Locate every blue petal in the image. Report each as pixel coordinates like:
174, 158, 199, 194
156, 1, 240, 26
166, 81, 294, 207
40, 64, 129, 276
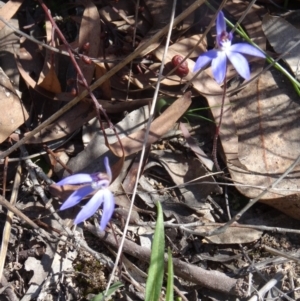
74, 189, 105, 224
60, 185, 94, 211
56, 174, 93, 186
230, 43, 265, 58
104, 157, 112, 183
227, 51, 250, 80
216, 11, 226, 36
211, 51, 227, 84
99, 189, 115, 231
193, 50, 217, 73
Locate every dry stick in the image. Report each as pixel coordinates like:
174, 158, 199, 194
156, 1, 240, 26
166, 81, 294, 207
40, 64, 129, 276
1, 156, 9, 210
0, 15, 150, 65
178, 222, 300, 236
85, 223, 245, 297
0, 195, 41, 230
105, 0, 179, 295
247, 271, 284, 301
0, 163, 22, 282
212, 72, 227, 171
263, 245, 300, 264
241, 246, 295, 301
0, 0, 207, 160
204, 155, 300, 237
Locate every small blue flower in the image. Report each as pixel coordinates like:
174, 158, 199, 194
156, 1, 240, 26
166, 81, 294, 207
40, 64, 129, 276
193, 11, 265, 84
56, 157, 115, 231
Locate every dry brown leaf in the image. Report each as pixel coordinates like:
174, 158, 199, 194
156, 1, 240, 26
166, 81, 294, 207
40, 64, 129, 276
0, 0, 23, 31
77, 0, 101, 93
152, 150, 221, 209
180, 122, 214, 171
38, 65, 62, 94
200, 224, 262, 244
229, 70, 300, 219
109, 92, 192, 157
137, 0, 174, 56
10, 99, 151, 144
37, 20, 61, 94
0, 68, 28, 143
262, 13, 300, 79
95, 63, 111, 99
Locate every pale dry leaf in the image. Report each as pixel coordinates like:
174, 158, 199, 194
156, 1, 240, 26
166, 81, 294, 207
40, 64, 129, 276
37, 20, 61, 93
200, 225, 262, 244
65, 105, 150, 174
38, 65, 62, 93
180, 122, 214, 171
0, 0, 24, 31
229, 69, 300, 219
262, 13, 300, 79
0, 68, 28, 143
109, 92, 192, 157
77, 0, 101, 93
152, 150, 221, 209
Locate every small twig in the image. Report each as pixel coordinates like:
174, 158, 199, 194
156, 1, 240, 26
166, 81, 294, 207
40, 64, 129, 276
212, 72, 227, 171
1, 156, 9, 210
247, 271, 284, 301
135, 220, 300, 236
0, 163, 22, 282
263, 245, 300, 264
43, 145, 73, 175
242, 244, 295, 301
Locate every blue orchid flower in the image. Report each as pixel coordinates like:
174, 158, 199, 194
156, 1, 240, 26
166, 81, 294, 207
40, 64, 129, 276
56, 157, 114, 231
193, 11, 265, 84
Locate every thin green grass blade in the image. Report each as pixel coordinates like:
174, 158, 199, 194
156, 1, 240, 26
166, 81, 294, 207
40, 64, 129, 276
145, 201, 165, 301
165, 248, 174, 301
90, 281, 123, 301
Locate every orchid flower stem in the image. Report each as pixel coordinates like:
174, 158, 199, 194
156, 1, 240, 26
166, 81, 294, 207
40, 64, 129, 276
212, 72, 227, 172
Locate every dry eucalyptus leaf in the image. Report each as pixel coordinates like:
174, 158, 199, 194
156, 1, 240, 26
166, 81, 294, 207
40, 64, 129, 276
152, 150, 221, 209
109, 92, 192, 157
200, 225, 262, 244
66, 105, 150, 174
262, 14, 300, 79
0, 68, 28, 143
77, 0, 101, 93
38, 65, 62, 93
0, 0, 23, 31
229, 69, 300, 219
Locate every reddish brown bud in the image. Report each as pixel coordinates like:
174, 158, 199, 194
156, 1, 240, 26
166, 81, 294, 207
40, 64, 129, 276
171, 55, 189, 77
